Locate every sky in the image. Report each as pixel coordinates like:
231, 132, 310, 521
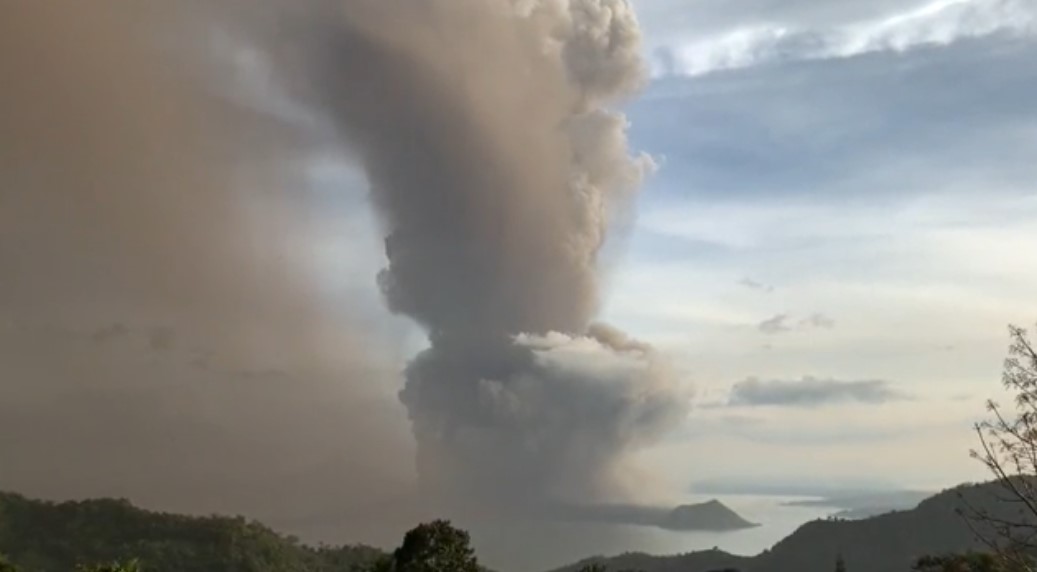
3, 0, 1036, 546
313, 0, 1037, 492
609, 0, 1037, 490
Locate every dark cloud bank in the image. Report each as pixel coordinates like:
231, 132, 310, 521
0, 0, 689, 550
729, 376, 909, 408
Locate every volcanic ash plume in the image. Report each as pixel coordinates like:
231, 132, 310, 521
0, 0, 412, 523
315, 0, 691, 509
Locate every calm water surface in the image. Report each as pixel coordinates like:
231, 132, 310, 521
469, 495, 832, 572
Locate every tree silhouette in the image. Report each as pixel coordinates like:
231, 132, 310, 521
966, 325, 1037, 570
77, 560, 142, 572
370, 520, 479, 572
914, 553, 1009, 572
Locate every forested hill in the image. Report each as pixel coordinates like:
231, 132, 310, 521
1, 481, 1031, 572
0, 492, 383, 572
554, 481, 1034, 572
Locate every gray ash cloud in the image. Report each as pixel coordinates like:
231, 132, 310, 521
298, 0, 689, 509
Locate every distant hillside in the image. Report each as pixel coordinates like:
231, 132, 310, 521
0, 492, 384, 572
551, 481, 1033, 572
782, 490, 933, 520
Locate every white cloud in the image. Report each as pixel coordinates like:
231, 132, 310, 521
659, 25, 795, 76
650, 0, 1037, 75
739, 277, 775, 293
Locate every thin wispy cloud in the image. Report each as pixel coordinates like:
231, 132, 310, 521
652, 0, 1037, 76
800, 313, 836, 330
758, 314, 793, 334
739, 278, 775, 293
729, 376, 910, 407
757, 313, 835, 334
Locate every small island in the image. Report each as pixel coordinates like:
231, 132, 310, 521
660, 499, 758, 531
558, 499, 757, 532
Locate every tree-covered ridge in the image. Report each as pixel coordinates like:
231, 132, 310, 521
0, 484, 1029, 572
0, 492, 383, 572
549, 481, 1037, 572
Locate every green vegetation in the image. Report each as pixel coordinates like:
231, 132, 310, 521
912, 553, 1010, 572
0, 492, 382, 572
1, 553, 19, 572
0, 491, 1019, 572
76, 562, 141, 572
0, 481, 1033, 572
363, 520, 479, 572
0, 495, 483, 572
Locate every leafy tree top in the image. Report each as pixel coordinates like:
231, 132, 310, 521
77, 561, 142, 572
0, 553, 18, 572
390, 520, 479, 572
915, 553, 1013, 572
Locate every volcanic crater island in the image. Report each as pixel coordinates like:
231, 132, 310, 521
661, 500, 758, 531
566, 499, 758, 531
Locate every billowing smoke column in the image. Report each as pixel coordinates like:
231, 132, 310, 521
318, 0, 691, 508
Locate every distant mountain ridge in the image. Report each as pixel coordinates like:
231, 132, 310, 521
691, 478, 903, 498
782, 490, 934, 520
550, 481, 1032, 572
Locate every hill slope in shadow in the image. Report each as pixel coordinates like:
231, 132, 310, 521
552, 481, 1031, 572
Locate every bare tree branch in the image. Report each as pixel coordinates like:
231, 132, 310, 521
963, 325, 1037, 572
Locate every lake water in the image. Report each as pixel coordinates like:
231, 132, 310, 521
467, 495, 833, 572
